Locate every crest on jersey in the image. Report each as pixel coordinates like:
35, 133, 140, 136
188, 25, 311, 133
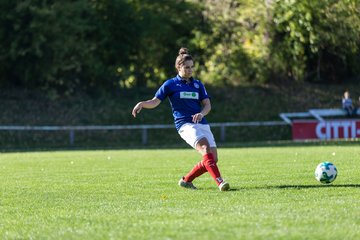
194, 83, 199, 89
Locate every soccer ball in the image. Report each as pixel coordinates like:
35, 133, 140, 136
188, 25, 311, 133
314, 162, 337, 184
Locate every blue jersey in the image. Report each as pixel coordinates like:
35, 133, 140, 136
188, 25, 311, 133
155, 75, 210, 131
342, 98, 353, 108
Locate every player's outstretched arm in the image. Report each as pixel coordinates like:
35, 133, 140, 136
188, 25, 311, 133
132, 97, 161, 117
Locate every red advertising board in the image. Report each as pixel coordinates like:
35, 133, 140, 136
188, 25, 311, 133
292, 119, 360, 140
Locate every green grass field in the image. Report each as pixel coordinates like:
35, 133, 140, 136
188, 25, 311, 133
1, 145, 360, 239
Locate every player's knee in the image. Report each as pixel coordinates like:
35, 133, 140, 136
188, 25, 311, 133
200, 144, 211, 153
196, 138, 211, 154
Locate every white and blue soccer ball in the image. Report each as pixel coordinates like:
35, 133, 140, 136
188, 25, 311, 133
314, 162, 338, 184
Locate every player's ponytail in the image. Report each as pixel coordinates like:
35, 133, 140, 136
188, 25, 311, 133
178, 47, 189, 55
175, 47, 193, 71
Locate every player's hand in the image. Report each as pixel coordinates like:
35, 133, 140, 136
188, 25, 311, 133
192, 113, 203, 123
132, 102, 143, 117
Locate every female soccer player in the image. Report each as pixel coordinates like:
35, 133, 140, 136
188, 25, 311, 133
132, 47, 230, 191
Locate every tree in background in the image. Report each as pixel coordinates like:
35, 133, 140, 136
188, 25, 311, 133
0, 0, 203, 95
0, 0, 103, 95
108, 0, 203, 88
190, 0, 270, 86
271, 0, 360, 83
0, 0, 359, 95
191, 0, 360, 85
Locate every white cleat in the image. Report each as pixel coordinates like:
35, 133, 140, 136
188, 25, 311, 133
219, 181, 230, 191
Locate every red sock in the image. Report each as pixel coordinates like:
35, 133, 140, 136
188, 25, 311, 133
183, 161, 207, 182
201, 153, 223, 186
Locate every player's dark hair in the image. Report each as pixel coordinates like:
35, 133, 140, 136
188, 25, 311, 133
175, 47, 193, 70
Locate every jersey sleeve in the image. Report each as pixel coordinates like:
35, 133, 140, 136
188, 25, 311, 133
155, 80, 169, 101
198, 81, 210, 101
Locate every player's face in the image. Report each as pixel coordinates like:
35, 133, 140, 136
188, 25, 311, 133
178, 60, 194, 79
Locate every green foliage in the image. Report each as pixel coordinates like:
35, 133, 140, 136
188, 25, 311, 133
0, 0, 359, 93
271, 0, 360, 82
0, 0, 203, 94
114, 0, 204, 88
192, 0, 360, 85
190, 0, 270, 85
0, 0, 103, 95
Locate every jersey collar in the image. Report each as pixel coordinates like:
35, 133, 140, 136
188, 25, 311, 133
176, 75, 194, 83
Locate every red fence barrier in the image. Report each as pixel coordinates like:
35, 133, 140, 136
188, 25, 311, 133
292, 119, 360, 140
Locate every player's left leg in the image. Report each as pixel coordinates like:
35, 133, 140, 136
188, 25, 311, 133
207, 147, 230, 191
207, 146, 229, 191
195, 138, 225, 186
210, 147, 218, 162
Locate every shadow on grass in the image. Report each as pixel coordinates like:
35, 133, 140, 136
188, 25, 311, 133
219, 139, 360, 149
271, 184, 360, 189
222, 184, 360, 191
